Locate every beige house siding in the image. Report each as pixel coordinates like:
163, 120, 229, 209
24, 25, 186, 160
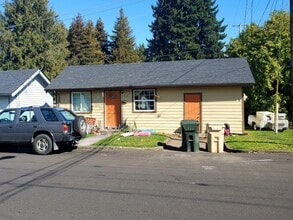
201, 87, 244, 134
56, 90, 105, 128
121, 88, 184, 133
90, 90, 104, 127
56, 86, 245, 134
121, 86, 244, 134
56, 91, 70, 109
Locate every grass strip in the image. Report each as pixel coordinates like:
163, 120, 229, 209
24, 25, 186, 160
225, 129, 293, 152
94, 133, 168, 148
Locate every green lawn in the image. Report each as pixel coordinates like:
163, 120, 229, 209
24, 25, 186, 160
92, 129, 293, 152
94, 133, 168, 148
225, 129, 293, 152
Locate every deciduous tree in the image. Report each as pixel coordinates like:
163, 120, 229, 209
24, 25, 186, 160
227, 11, 290, 119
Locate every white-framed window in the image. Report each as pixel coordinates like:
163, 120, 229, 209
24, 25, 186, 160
71, 91, 91, 113
133, 89, 156, 112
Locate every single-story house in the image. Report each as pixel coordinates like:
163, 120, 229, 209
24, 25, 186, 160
46, 58, 255, 134
0, 69, 53, 111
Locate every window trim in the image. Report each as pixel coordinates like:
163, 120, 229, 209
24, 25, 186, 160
71, 91, 92, 113
132, 89, 156, 113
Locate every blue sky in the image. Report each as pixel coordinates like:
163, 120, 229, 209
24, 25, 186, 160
1, 0, 290, 46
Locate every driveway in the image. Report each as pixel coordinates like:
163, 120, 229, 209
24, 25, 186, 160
0, 148, 292, 220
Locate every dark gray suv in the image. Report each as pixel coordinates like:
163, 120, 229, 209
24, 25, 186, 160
0, 106, 87, 155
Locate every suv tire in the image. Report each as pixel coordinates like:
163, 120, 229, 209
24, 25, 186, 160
74, 116, 87, 138
33, 134, 53, 155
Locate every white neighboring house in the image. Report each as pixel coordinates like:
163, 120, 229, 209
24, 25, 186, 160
0, 69, 53, 111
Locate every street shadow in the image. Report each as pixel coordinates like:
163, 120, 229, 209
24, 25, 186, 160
224, 143, 246, 153
0, 144, 78, 155
158, 140, 208, 152
161, 143, 182, 151
0, 144, 35, 155
0, 155, 16, 160
157, 141, 181, 151
55, 145, 79, 154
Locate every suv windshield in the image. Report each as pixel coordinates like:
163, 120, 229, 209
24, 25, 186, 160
59, 109, 76, 121
0, 109, 16, 122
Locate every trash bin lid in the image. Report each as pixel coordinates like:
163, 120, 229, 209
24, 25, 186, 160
181, 120, 198, 131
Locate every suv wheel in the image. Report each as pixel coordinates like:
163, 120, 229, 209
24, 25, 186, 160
74, 116, 87, 138
33, 134, 53, 155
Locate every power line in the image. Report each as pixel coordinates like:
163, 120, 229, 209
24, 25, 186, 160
251, 0, 253, 24
66, 0, 146, 23
52, 0, 145, 23
258, 0, 272, 25
270, 0, 278, 12
233, 0, 241, 21
51, 0, 126, 17
244, 0, 248, 26
1, 0, 146, 30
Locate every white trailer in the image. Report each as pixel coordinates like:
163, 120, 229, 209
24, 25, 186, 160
248, 111, 289, 131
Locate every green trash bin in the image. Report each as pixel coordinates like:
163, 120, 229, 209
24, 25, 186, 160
181, 120, 199, 152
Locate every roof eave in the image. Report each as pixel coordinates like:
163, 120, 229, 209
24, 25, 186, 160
46, 82, 255, 91
0, 93, 11, 96
11, 69, 50, 97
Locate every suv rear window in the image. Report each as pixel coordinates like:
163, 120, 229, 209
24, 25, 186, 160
41, 109, 58, 121
59, 110, 76, 121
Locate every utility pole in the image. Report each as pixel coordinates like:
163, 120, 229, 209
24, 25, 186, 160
291, 0, 293, 123
232, 24, 244, 35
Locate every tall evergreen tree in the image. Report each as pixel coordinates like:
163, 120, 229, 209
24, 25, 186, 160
111, 8, 140, 63
147, 0, 226, 61
67, 14, 86, 65
68, 15, 104, 65
95, 18, 111, 64
83, 21, 104, 64
136, 44, 147, 62
0, 0, 69, 79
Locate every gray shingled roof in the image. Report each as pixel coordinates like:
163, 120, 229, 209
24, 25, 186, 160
0, 69, 39, 95
46, 58, 255, 91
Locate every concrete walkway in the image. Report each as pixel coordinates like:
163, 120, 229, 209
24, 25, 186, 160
78, 133, 111, 147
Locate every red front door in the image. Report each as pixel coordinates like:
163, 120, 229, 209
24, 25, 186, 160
184, 93, 201, 122
105, 91, 121, 128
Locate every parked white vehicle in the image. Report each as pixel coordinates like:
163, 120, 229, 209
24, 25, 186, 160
248, 111, 289, 131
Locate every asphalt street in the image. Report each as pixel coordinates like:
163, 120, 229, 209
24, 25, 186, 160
0, 147, 292, 220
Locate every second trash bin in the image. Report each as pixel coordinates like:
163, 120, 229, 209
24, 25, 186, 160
206, 123, 225, 153
181, 120, 199, 152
